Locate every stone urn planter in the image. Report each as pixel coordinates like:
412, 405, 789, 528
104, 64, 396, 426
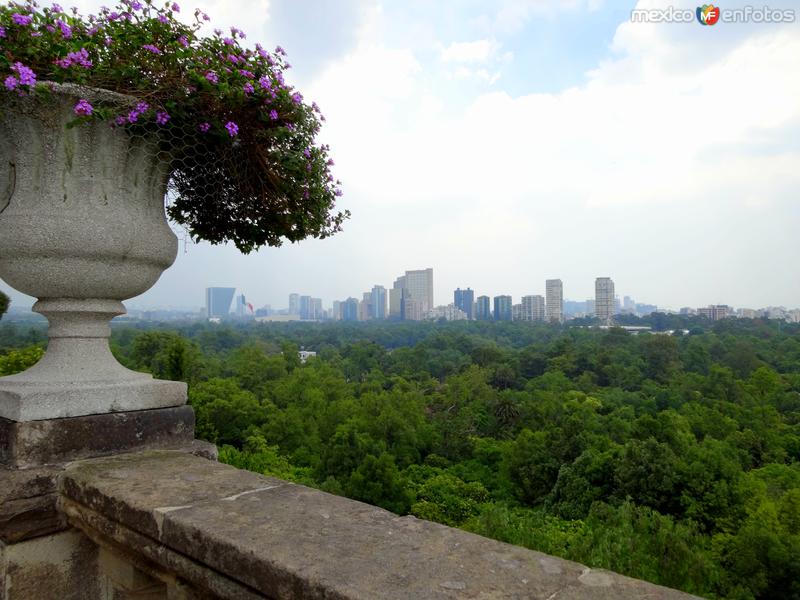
0, 83, 186, 421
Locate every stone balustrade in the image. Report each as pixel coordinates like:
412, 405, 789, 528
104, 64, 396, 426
2, 447, 701, 600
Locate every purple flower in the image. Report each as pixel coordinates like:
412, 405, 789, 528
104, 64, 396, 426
243, 82, 254, 94
155, 111, 170, 125
73, 99, 93, 116
178, 35, 188, 47
291, 92, 303, 104
311, 101, 320, 112
142, 44, 161, 54
198, 122, 211, 133
55, 48, 92, 69
171, 3, 180, 12
225, 121, 238, 137
204, 71, 218, 84
335, 189, 343, 197
0, 26, 5, 38
269, 109, 279, 120
130, 1, 142, 10
57, 19, 72, 38
230, 27, 245, 38
275, 45, 286, 55
223, 37, 234, 46
4, 76, 18, 91
202, 13, 210, 21
51, 3, 63, 12
114, 115, 127, 126
158, 14, 168, 23
239, 69, 254, 78
303, 148, 311, 158
11, 13, 33, 26
258, 75, 272, 90
135, 101, 149, 113
127, 110, 140, 123
12, 63, 36, 86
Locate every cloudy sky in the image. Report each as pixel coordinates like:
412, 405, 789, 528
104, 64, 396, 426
3, 0, 799, 312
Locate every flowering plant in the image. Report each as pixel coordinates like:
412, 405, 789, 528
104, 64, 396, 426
0, 0, 347, 253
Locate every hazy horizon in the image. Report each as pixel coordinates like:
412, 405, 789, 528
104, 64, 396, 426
2, 0, 798, 312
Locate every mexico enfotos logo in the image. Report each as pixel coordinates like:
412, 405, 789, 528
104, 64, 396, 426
631, 5, 796, 24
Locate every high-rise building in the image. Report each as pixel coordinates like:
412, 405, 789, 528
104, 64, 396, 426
475, 296, 491, 320
332, 300, 342, 321
358, 292, 372, 321
310, 298, 323, 321
623, 296, 636, 313
545, 279, 563, 323
454, 288, 475, 320
342, 298, 359, 321
595, 277, 615, 323
288, 293, 299, 315
404, 268, 434, 316
389, 276, 406, 319
493, 295, 512, 321
235, 294, 247, 317
512, 303, 523, 321
371, 285, 387, 320
520, 295, 546, 321
299, 295, 312, 320
205, 287, 236, 318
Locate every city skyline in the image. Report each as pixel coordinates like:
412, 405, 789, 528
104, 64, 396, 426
193, 271, 798, 323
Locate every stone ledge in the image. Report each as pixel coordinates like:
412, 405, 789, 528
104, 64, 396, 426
59, 451, 702, 600
1, 441, 215, 544
1, 405, 197, 468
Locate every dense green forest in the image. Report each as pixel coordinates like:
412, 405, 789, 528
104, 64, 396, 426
2, 316, 799, 599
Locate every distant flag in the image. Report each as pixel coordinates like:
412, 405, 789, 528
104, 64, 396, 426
247, 302, 254, 313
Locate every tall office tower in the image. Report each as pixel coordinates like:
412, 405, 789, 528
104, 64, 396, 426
359, 292, 373, 321
332, 300, 342, 321
475, 296, 491, 320
389, 276, 406, 319
235, 294, 247, 317
371, 285, 387, 320
299, 295, 312, 320
545, 279, 564, 323
493, 295, 513, 321
288, 293, 299, 315
404, 268, 434, 315
512, 303, 523, 321
205, 287, 236, 318
310, 298, 323, 320
520, 295, 546, 321
342, 297, 359, 321
403, 298, 423, 321
595, 277, 615, 323
454, 288, 475, 319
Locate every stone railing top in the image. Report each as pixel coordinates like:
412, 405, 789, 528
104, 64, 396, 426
58, 451, 701, 600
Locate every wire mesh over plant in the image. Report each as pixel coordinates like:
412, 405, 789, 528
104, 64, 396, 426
0, 0, 348, 253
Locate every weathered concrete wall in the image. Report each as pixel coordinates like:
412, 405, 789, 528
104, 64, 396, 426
1, 530, 100, 600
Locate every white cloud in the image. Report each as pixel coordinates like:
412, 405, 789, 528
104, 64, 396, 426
440, 39, 498, 63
